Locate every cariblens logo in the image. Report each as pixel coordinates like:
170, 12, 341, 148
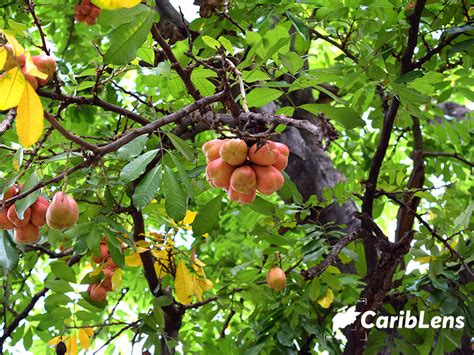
361, 310, 465, 329
332, 306, 465, 332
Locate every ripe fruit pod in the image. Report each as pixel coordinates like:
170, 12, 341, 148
30, 196, 50, 227
219, 139, 248, 166
267, 267, 286, 291
228, 187, 256, 204
202, 139, 225, 163
0, 209, 14, 230
93, 243, 109, 264
32, 55, 56, 86
206, 158, 235, 189
2, 185, 17, 200
230, 166, 257, 195
248, 141, 280, 166
7, 205, 31, 227
273, 142, 289, 171
46, 192, 79, 230
253, 165, 284, 195
14, 223, 40, 244
102, 268, 114, 291
88, 283, 107, 302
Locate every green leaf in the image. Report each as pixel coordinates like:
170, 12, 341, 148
133, 165, 162, 210
50, 260, 76, 283
108, 240, 125, 268
166, 133, 195, 162
201, 35, 220, 49
45, 279, 74, 293
300, 104, 364, 129
116, 135, 149, 160
14, 172, 40, 219
246, 88, 283, 108
219, 36, 234, 55
192, 195, 222, 236
279, 52, 304, 73
99, 4, 149, 27
103, 8, 158, 65
168, 152, 194, 198
249, 196, 275, 216
0, 231, 19, 272
285, 11, 308, 41
120, 149, 158, 182
12, 147, 23, 171
162, 167, 187, 221
308, 278, 320, 301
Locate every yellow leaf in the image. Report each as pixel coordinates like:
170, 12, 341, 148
1, 31, 24, 56
78, 329, 91, 349
67, 334, 78, 355
125, 253, 142, 267
181, 210, 197, 225
154, 261, 168, 278
0, 67, 25, 110
111, 268, 123, 290
198, 278, 213, 291
193, 274, 203, 302
0, 47, 6, 70
22, 52, 48, 79
48, 336, 64, 346
415, 256, 436, 264
174, 260, 195, 305
83, 327, 94, 337
16, 82, 44, 147
317, 288, 334, 309
91, 0, 141, 9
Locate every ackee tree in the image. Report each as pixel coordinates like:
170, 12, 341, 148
0, 0, 472, 354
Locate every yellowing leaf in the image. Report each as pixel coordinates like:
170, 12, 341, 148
317, 288, 334, 309
91, 0, 141, 9
83, 327, 94, 337
415, 256, 437, 264
193, 274, 203, 302
0, 67, 25, 110
125, 253, 142, 267
48, 336, 64, 346
1, 31, 24, 56
198, 278, 213, 291
16, 82, 44, 147
181, 210, 197, 225
0, 47, 6, 70
174, 260, 194, 305
111, 268, 123, 290
67, 334, 78, 355
22, 52, 48, 79
154, 261, 168, 278
78, 329, 91, 349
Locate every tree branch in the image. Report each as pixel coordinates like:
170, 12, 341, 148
423, 151, 474, 168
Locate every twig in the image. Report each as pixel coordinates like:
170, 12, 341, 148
0, 110, 15, 135
300, 231, 362, 280
423, 151, 474, 168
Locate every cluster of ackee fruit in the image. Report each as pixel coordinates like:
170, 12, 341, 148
88, 240, 119, 302
0, 186, 79, 244
2, 45, 56, 89
203, 139, 289, 204
75, 0, 101, 25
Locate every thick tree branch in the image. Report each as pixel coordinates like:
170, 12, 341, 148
360, 0, 427, 272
